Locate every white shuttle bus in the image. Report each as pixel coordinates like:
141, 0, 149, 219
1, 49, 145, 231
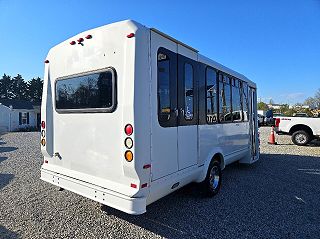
40, 20, 259, 215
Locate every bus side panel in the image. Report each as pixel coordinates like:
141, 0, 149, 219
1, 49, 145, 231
131, 27, 152, 197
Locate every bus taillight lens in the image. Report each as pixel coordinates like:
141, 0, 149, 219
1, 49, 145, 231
125, 137, 133, 149
41, 139, 46, 146
41, 121, 45, 129
125, 151, 133, 162
275, 118, 280, 127
125, 124, 133, 136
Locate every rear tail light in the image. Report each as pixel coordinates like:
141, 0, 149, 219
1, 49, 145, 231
124, 137, 133, 149
41, 138, 46, 146
125, 150, 133, 162
275, 118, 280, 127
41, 121, 45, 129
70, 41, 76, 45
125, 124, 133, 136
130, 183, 137, 188
85, 34, 92, 39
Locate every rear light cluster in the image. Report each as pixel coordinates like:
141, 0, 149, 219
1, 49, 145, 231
70, 34, 92, 45
124, 124, 133, 162
41, 121, 46, 147
275, 118, 281, 127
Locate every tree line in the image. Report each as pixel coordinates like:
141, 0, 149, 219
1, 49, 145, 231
0, 74, 43, 102
258, 88, 320, 116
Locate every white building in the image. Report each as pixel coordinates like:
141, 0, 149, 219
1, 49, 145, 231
0, 99, 40, 132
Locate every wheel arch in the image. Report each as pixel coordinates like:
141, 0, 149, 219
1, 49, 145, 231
289, 124, 313, 136
195, 150, 225, 183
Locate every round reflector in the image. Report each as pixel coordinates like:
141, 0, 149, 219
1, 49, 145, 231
125, 124, 133, 136
124, 137, 133, 149
125, 151, 133, 162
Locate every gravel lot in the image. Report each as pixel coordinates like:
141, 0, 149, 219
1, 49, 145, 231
0, 128, 319, 239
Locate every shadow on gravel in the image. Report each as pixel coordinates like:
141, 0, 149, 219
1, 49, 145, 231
0, 173, 14, 190
0, 225, 20, 239
0, 146, 18, 153
104, 153, 320, 238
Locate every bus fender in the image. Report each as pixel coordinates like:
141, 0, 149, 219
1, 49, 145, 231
195, 148, 225, 183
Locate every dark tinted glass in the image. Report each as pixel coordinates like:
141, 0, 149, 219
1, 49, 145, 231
206, 68, 217, 123
242, 82, 249, 121
184, 63, 194, 120
219, 75, 232, 122
56, 70, 114, 111
232, 79, 242, 121
158, 53, 171, 122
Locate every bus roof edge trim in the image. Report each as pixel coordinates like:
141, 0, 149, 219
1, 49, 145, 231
151, 28, 199, 53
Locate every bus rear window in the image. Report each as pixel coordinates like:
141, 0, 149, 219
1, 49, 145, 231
55, 69, 116, 113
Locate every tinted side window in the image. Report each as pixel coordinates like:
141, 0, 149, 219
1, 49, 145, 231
241, 81, 249, 121
206, 68, 217, 123
184, 63, 194, 120
158, 53, 171, 122
219, 74, 232, 122
232, 78, 242, 121
55, 69, 116, 113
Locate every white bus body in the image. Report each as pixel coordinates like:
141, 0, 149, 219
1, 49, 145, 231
40, 20, 259, 215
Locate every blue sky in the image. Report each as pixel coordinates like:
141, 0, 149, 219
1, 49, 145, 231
0, 0, 319, 104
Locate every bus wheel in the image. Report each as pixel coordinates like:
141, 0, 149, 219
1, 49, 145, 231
203, 160, 221, 197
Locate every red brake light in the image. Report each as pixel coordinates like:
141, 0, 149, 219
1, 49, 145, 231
41, 121, 45, 129
125, 124, 133, 136
85, 34, 92, 39
70, 41, 76, 45
275, 118, 280, 127
127, 33, 135, 38
130, 183, 137, 188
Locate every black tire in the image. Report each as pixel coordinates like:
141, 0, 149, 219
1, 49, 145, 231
291, 130, 311, 146
203, 160, 222, 197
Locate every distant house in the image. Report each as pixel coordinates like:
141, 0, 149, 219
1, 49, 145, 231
0, 99, 41, 132
267, 103, 282, 110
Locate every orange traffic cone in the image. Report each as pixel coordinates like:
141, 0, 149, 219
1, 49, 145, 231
268, 126, 277, 145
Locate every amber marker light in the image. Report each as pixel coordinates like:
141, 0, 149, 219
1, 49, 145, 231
125, 150, 133, 162
41, 138, 46, 146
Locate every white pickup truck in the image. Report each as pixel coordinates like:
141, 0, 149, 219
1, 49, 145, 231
275, 117, 320, 146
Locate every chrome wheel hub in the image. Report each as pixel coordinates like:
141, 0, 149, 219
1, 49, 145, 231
296, 134, 307, 144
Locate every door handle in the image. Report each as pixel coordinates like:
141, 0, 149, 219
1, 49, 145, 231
180, 108, 185, 116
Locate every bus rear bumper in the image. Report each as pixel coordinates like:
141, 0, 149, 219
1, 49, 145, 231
40, 169, 146, 215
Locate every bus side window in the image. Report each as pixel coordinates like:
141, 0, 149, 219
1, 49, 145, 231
241, 81, 249, 121
219, 74, 232, 122
232, 78, 242, 122
206, 67, 217, 124
184, 63, 194, 120
157, 53, 171, 123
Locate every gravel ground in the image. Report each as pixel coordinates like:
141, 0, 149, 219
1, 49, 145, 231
0, 128, 319, 239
